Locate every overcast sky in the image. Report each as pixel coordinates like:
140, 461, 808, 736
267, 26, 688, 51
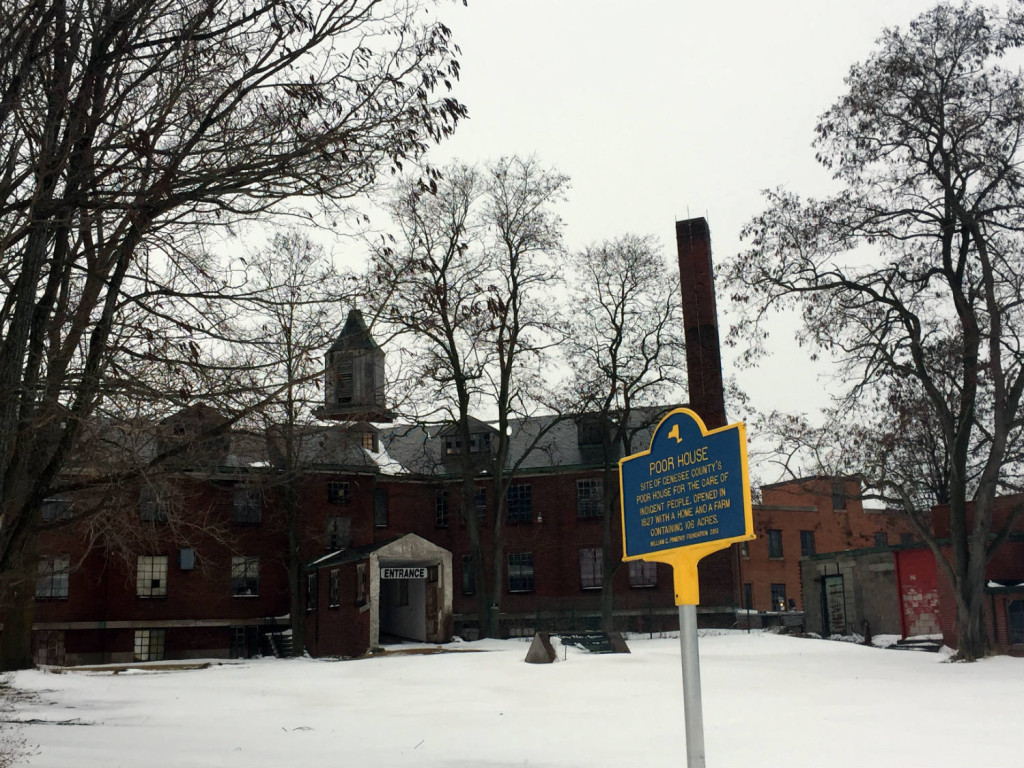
416, 0, 955, 423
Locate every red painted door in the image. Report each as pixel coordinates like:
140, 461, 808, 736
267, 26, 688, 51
895, 549, 941, 638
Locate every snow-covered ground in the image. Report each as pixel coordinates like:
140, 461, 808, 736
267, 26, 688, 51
7, 631, 1022, 767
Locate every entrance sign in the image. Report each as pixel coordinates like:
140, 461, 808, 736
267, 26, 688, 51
620, 408, 754, 605
380, 567, 427, 579
619, 408, 755, 768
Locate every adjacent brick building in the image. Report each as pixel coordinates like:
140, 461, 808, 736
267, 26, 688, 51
799, 494, 1024, 655
739, 476, 915, 613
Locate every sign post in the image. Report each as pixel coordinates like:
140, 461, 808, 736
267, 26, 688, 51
619, 408, 755, 768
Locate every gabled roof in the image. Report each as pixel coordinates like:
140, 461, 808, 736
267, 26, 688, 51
436, 415, 498, 437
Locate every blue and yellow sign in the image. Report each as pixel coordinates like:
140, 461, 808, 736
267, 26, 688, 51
619, 408, 754, 605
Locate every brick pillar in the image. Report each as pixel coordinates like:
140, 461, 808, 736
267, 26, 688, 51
676, 217, 726, 430
675, 217, 738, 609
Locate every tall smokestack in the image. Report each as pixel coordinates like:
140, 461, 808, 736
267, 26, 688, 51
675, 217, 738, 609
676, 217, 726, 430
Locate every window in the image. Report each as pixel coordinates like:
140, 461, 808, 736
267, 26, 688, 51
336, 359, 353, 404
356, 563, 367, 605
507, 552, 534, 592
473, 487, 487, 524
36, 555, 69, 599
327, 481, 350, 505
468, 432, 490, 454
577, 417, 604, 447
576, 479, 603, 518
506, 484, 532, 524
306, 573, 317, 612
134, 629, 165, 662
800, 530, 816, 556
1009, 600, 1024, 645
231, 556, 259, 597
139, 486, 169, 523
461, 555, 475, 595
445, 433, 490, 455
325, 517, 351, 550
628, 560, 657, 588
40, 498, 72, 522
770, 583, 787, 611
361, 431, 378, 452
743, 582, 753, 610
435, 490, 449, 528
740, 541, 749, 558
579, 548, 602, 589
136, 556, 168, 598
874, 532, 889, 547
329, 570, 340, 608
900, 533, 915, 546
767, 529, 783, 559
229, 626, 248, 659
233, 487, 261, 523
832, 481, 847, 510
373, 488, 388, 527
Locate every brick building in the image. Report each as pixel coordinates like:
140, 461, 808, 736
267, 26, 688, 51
799, 494, 1024, 655
739, 476, 915, 613
25, 216, 899, 664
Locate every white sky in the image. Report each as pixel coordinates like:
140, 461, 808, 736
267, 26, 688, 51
410, 0, 952, 422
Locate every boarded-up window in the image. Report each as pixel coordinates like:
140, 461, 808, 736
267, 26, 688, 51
628, 560, 657, 588
579, 548, 602, 589
326, 517, 351, 550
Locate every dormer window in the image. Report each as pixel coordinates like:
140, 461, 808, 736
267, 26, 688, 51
577, 416, 604, 448
446, 432, 490, 455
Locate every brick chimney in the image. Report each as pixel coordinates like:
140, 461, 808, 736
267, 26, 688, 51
676, 217, 726, 430
676, 217, 738, 609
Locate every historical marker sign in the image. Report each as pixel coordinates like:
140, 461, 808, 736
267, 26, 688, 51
620, 408, 754, 605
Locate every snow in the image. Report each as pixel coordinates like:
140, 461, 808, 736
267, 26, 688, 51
8, 631, 1022, 767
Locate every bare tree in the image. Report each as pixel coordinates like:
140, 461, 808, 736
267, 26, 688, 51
367, 156, 569, 637
724, 2, 1024, 660
233, 230, 355, 656
563, 234, 687, 630
0, 0, 465, 669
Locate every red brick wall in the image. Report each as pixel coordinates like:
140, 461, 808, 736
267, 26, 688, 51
307, 561, 371, 657
741, 477, 914, 611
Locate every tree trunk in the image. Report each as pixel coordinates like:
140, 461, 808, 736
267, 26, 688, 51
600, 569, 616, 633
955, 591, 989, 661
600, 462, 622, 633
288, 523, 306, 657
953, 539, 990, 661
0, 566, 36, 671
484, 539, 502, 639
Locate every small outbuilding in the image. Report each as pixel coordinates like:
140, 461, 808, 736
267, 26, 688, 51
305, 534, 453, 657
